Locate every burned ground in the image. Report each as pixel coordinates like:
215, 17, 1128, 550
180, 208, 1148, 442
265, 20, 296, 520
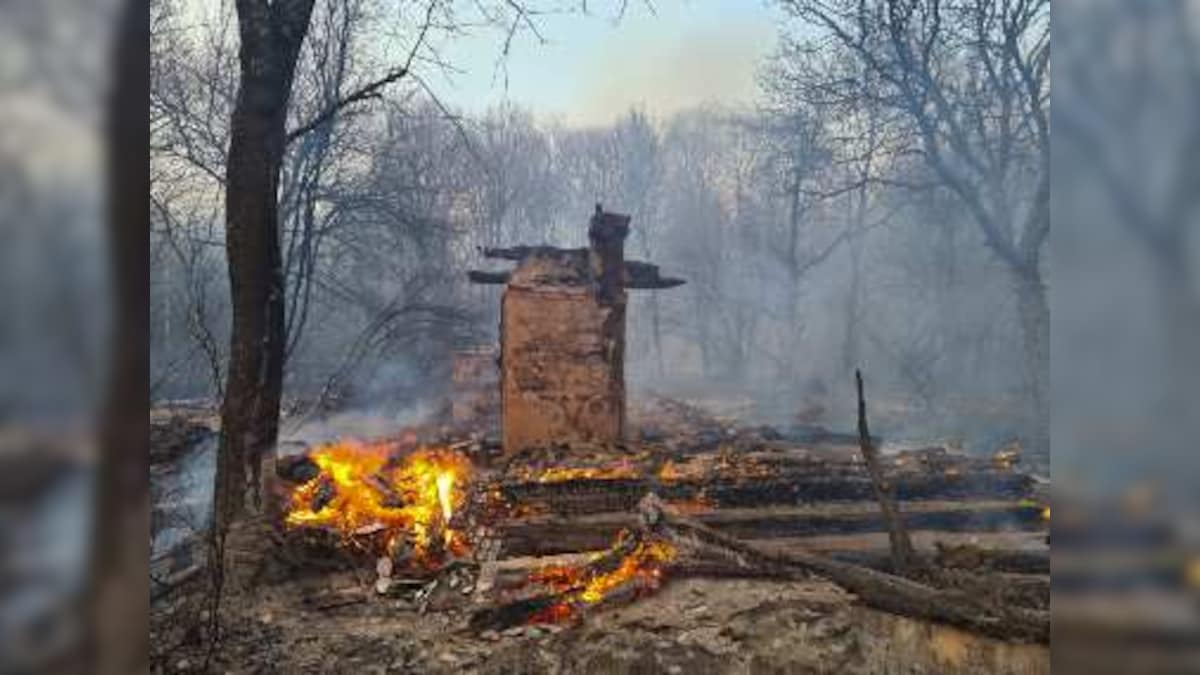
150, 393, 1050, 674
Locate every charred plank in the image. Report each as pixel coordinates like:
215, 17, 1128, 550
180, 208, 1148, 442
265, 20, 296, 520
637, 494, 1050, 643
469, 261, 684, 289
496, 471, 1036, 516
497, 502, 1047, 558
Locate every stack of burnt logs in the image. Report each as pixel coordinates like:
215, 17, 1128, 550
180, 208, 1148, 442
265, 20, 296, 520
491, 442, 1045, 562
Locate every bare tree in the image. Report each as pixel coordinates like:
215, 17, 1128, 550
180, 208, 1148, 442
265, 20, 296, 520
216, 0, 443, 530
773, 0, 1050, 451
91, 0, 150, 672
214, 0, 321, 533
1055, 0, 1200, 484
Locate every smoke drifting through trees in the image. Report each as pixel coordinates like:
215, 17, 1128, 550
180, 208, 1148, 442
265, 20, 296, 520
151, 0, 1043, 459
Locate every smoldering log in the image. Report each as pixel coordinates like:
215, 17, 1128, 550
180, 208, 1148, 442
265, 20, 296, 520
468, 593, 567, 633
488, 546, 1049, 591
841, 547, 1050, 576
467, 530, 649, 632
277, 453, 320, 483
497, 502, 1047, 558
637, 494, 1049, 644
363, 473, 403, 507
311, 476, 336, 511
496, 470, 1037, 516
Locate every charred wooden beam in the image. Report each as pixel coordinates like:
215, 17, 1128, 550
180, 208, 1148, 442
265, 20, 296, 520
468, 262, 685, 289
478, 497, 1049, 641
622, 260, 685, 289
468, 529, 650, 632
467, 270, 511, 285
497, 501, 1047, 559
481, 245, 581, 261
637, 494, 1050, 643
837, 547, 1049, 576
496, 470, 1036, 516
468, 592, 565, 632
488, 544, 1049, 589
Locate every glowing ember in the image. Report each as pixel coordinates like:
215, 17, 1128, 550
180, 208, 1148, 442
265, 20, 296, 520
527, 531, 677, 623
668, 494, 715, 514
576, 539, 675, 604
284, 440, 472, 566
657, 460, 688, 482
533, 460, 640, 483
659, 455, 775, 483
1185, 557, 1200, 590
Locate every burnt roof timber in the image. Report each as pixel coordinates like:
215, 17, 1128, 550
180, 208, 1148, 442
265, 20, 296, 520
468, 259, 685, 290
480, 245, 583, 261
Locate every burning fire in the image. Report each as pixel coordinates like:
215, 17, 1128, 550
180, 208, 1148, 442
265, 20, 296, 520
284, 440, 472, 566
528, 531, 677, 622
658, 455, 775, 483
657, 460, 690, 482
533, 460, 640, 483
1185, 557, 1200, 590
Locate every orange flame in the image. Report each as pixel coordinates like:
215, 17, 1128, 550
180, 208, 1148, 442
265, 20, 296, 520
528, 532, 677, 623
284, 440, 472, 566
529, 459, 640, 483
657, 460, 688, 482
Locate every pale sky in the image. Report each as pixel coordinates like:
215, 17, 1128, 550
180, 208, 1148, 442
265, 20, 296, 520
425, 0, 783, 126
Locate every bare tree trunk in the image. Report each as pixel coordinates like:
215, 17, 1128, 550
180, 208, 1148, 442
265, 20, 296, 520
1150, 254, 1200, 478
89, 1, 150, 672
786, 171, 802, 332
1012, 264, 1049, 461
215, 0, 316, 533
841, 234, 863, 378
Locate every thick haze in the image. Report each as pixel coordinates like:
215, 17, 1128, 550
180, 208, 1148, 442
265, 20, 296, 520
426, 0, 779, 126
147, 0, 1048, 464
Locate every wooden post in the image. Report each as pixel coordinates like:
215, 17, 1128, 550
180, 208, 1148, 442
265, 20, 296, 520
855, 369, 916, 574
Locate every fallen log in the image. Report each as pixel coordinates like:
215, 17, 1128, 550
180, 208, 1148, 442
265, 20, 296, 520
637, 493, 1050, 643
303, 588, 367, 611
497, 470, 1036, 516
468, 530, 656, 632
487, 544, 1048, 591
497, 501, 1046, 558
836, 547, 1049, 576
467, 592, 568, 633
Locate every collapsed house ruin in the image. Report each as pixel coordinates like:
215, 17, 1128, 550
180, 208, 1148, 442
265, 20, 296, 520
469, 205, 684, 453
148, 207, 1048, 672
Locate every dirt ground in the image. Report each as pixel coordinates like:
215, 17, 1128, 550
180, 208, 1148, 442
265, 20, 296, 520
151, 568, 1048, 675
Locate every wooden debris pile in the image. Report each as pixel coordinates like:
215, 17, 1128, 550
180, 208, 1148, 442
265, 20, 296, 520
471, 494, 1047, 642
